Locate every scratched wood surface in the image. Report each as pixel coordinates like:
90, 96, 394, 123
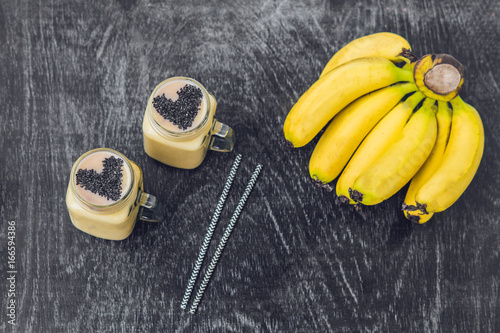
1, 0, 499, 332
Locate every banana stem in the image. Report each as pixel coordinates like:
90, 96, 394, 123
450, 95, 464, 107
399, 48, 419, 63
413, 54, 464, 101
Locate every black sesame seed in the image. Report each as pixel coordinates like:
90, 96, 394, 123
76, 156, 124, 202
152, 84, 203, 130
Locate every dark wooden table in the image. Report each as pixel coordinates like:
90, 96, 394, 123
1, 0, 499, 332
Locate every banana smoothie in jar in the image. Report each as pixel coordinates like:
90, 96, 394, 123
66, 148, 163, 240
142, 77, 234, 169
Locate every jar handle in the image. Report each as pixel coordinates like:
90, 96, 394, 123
137, 191, 164, 222
209, 119, 234, 152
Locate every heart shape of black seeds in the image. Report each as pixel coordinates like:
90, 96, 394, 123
152, 84, 203, 130
75, 156, 124, 202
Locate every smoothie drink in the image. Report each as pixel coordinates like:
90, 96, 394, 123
66, 148, 159, 240
143, 77, 234, 169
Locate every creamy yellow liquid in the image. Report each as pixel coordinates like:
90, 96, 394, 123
66, 151, 143, 240
143, 78, 217, 169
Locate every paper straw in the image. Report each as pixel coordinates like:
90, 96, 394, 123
189, 164, 263, 314
180, 154, 242, 309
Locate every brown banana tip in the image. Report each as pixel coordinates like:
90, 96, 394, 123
416, 202, 428, 215
312, 176, 333, 192
338, 195, 350, 205
407, 213, 421, 224
348, 188, 363, 203
284, 139, 295, 149
400, 48, 419, 63
402, 202, 419, 212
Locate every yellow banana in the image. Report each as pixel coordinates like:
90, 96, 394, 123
309, 82, 417, 184
336, 92, 426, 204
320, 32, 412, 78
402, 101, 452, 223
412, 97, 484, 215
350, 98, 437, 205
284, 57, 413, 147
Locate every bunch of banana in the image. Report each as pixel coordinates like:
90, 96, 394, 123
283, 32, 414, 148
401, 96, 484, 223
283, 32, 485, 224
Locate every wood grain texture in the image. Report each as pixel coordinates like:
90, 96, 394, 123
0, 0, 499, 332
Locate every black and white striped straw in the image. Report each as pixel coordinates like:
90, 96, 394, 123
180, 154, 242, 310
189, 163, 263, 314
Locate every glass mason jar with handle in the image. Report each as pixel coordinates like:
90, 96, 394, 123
142, 77, 234, 169
65, 148, 163, 240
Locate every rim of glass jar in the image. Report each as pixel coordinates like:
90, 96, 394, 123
147, 77, 212, 140
70, 148, 135, 213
